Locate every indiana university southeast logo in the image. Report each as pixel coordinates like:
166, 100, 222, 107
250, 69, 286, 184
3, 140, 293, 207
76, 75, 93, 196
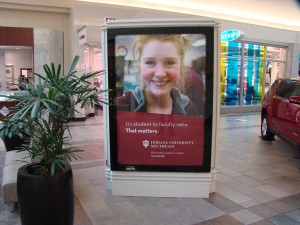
143, 140, 149, 148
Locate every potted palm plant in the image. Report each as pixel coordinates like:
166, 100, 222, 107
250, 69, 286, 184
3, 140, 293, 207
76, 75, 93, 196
1, 55, 108, 225
0, 115, 30, 151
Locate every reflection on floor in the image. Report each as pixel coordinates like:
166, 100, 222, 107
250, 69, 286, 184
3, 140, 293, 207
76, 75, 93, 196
0, 112, 300, 225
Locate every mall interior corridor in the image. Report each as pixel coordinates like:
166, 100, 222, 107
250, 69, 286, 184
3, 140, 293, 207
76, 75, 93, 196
0, 112, 300, 225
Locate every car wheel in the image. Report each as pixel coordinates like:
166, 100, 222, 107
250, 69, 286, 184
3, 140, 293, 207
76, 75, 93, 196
261, 113, 275, 140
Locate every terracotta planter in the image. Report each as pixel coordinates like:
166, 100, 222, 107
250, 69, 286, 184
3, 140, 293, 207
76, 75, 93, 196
17, 163, 74, 225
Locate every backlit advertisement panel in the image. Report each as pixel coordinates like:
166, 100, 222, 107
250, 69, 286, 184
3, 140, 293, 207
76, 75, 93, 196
107, 26, 214, 172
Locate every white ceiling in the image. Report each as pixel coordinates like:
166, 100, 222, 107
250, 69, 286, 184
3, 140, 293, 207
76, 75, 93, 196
0, 0, 299, 31
76, 0, 300, 31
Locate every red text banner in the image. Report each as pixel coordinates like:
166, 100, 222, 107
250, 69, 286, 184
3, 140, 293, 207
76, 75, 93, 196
117, 111, 204, 166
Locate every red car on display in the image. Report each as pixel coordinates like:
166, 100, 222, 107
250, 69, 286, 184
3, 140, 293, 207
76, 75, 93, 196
261, 77, 300, 150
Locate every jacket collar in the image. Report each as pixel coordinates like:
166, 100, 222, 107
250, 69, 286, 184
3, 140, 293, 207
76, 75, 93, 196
131, 86, 189, 115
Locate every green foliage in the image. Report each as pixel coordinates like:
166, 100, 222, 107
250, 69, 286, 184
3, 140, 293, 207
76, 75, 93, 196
0, 55, 109, 176
0, 116, 30, 139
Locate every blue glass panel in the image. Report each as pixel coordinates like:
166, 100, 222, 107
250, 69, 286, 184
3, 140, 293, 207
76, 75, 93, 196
243, 59, 264, 105
221, 41, 242, 57
220, 58, 241, 105
245, 43, 265, 59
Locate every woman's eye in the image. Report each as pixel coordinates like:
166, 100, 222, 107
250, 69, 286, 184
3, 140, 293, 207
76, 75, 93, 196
145, 60, 156, 66
165, 60, 176, 66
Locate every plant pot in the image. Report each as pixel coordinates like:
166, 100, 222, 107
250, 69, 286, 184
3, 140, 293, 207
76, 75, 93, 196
17, 163, 74, 225
3, 135, 26, 152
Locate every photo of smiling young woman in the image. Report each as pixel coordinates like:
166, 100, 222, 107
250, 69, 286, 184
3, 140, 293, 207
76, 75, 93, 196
116, 34, 200, 117
108, 29, 212, 170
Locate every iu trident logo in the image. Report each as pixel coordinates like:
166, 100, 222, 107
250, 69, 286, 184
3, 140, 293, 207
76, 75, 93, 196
143, 140, 149, 148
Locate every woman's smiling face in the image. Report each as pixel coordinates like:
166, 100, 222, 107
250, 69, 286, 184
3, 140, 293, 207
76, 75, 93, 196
139, 40, 181, 99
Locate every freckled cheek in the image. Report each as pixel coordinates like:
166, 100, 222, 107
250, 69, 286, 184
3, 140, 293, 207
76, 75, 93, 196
169, 70, 180, 83
140, 68, 154, 82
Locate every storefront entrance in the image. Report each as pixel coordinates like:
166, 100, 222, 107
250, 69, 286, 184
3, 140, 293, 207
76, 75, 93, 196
220, 41, 286, 107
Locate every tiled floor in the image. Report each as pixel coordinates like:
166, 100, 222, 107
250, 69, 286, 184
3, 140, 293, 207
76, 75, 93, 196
0, 111, 300, 225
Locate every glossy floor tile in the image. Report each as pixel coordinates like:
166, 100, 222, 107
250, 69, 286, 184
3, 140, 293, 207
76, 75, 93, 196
0, 112, 299, 225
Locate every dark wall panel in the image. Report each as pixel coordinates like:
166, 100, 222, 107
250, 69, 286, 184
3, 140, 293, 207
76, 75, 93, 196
0, 27, 33, 46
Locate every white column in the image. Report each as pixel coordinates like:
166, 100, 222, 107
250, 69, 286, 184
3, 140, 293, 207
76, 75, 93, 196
0, 50, 6, 91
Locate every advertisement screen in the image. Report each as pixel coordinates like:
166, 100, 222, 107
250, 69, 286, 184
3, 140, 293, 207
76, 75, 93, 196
107, 26, 214, 172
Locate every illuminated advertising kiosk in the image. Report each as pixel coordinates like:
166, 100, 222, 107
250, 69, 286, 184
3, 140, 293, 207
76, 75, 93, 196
102, 19, 220, 198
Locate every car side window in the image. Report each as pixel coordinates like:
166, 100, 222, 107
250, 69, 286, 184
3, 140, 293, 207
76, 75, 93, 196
291, 82, 300, 96
275, 80, 295, 99
266, 79, 279, 95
